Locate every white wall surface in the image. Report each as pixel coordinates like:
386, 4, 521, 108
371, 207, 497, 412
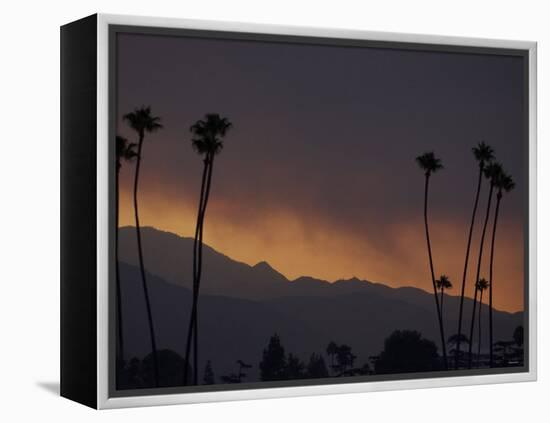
0, 0, 547, 421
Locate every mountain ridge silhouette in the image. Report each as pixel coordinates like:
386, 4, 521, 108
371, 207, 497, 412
118, 225, 520, 316
118, 259, 522, 383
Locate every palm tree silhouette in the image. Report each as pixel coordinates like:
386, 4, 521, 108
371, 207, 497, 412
115, 135, 137, 366
488, 171, 515, 367
475, 278, 489, 367
123, 106, 163, 386
467, 162, 502, 369
455, 141, 494, 369
435, 275, 452, 323
415, 152, 448, 369
184, 113, 232, 385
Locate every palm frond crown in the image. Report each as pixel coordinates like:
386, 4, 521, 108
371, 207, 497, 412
190, 113, 232, 157
476, 278, 490, 291
483, 162, 503, 185
436, 274, 452, 290
116, 135, 138, 169
472, 141, 495, 166
123, 106, 163, 137
497, 172, 515, 195
415, 152, 443, 176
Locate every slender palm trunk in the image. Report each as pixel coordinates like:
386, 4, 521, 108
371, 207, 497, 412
192, 155, 215, 384
440, 287, 445, 321
489, 194, 502, 368
183, 157, 209, 385
477, 290, 484, 367
456, 165, 483, 369
423, 174, 447, 369
133, 134, 159, 387
468, 184, 494, 369
115, 166, 125, 370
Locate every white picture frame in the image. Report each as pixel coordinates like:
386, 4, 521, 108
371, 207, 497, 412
61, 13, 537, 409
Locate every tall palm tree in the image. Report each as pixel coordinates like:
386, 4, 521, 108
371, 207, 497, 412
184, 113, 232, 385
123, 106, 163, 386
436, 275, 452, 322
467, 162, 502, 369
488, 171, 515, 367
115, 135, 137, 365
416, 152, 448, 369
455, 142, 494, 369
475, 278, 489, 367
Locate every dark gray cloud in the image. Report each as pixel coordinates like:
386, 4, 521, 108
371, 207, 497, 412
116, 32, 526, 306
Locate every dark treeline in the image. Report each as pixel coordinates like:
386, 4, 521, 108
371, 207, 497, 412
116, 326, 524, 389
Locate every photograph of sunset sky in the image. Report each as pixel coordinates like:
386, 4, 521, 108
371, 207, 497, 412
113, 31, 527, 390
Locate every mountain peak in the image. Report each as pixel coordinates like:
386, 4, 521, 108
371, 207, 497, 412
253, 260, 272, 269
252, 261, 289, 282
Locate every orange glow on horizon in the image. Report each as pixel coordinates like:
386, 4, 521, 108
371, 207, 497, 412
118, 187, 524, 313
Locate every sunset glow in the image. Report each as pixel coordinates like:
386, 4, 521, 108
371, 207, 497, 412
118, 185, 524, 312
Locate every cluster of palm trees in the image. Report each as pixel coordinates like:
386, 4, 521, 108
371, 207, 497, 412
416, 142, 515, 370
115, 106, 232, 387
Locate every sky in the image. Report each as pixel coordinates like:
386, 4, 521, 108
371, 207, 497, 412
115, 32, 527, 313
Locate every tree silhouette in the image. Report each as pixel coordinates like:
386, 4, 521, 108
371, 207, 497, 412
286, 354, 306, 379
375, 330, 440, 374
475, 278, 489, 366
488, 170, 515, 367
416, 152, 447, 369
493, 340, 515, 366
142, 349, 189, 388
326, 341, 337, 374
368, 355, 381, 370
356, 363, 371, 376
455, 142, 494, 369
118, 350, 191, 389
115, 135, 137, 371
184, 113, 232, 385
448, 334, 470, 367
435, 275, 452, 324
203, 360, 215, 385
118, 357, 144, 389
334, 344, 356, 376
306, 353, 329, 379
260, 334, 288, 381
123, 106, 163, 386
468, 162, 503, 368
513, 326, 524, 347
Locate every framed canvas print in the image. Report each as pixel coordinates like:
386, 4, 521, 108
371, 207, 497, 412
60, 14, 537, 409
